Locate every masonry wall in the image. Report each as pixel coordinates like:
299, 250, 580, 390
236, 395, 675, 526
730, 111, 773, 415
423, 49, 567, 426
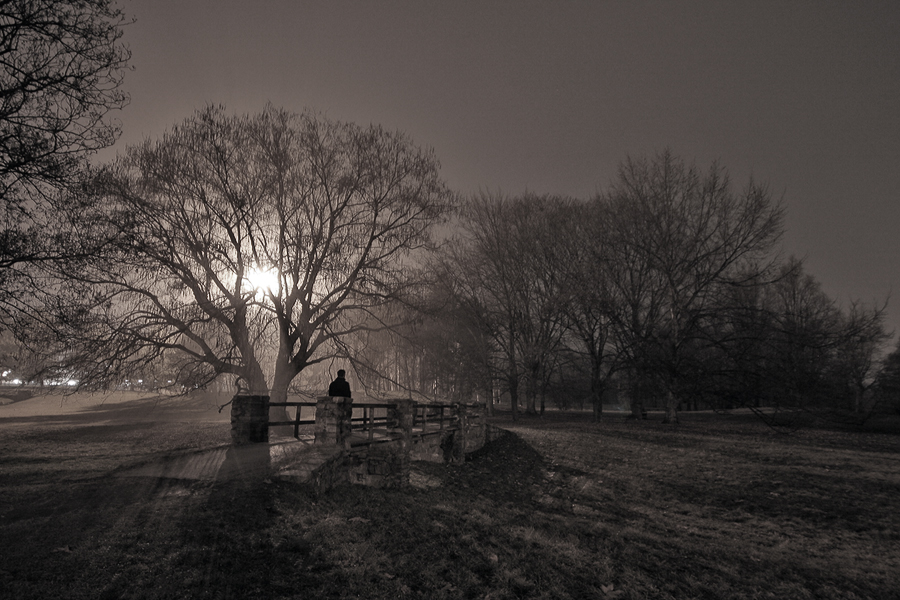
279, 397, 499, 491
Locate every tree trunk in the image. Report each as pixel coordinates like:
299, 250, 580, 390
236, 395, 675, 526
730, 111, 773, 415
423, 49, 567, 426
629, 398, 644, 419
507, 347, 520, 420
591, 381, 604, 422
629, 374, 645, 419
483, 384, 495, 416
592, 395, 602, 422
524, 363, 539, 415
591, 365, 605, 422
509, 373, 519, 421
269, 364, 295, 404
663, 388, 679, 424
525, 384, 537, 415
268, 361, 297, 429
242, 362, 269, 396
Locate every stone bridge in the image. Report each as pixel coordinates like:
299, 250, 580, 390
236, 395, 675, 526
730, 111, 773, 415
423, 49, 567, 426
230, 396, 502, 492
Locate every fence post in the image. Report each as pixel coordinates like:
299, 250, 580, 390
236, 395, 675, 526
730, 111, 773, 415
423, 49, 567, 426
387, 399, 413, 487
315, 396, 353, 447
231, 395, 270, 445
452, 402, 467, 463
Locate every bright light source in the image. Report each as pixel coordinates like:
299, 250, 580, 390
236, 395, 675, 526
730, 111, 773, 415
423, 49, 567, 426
244, 266, 279, 293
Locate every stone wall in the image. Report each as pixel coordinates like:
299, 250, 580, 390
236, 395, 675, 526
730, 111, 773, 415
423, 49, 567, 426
305, 447, 351, 494
346, 443, 409, 488
273, 397, 499, 492
230, 395, 270, 444
314, 396, 353, 446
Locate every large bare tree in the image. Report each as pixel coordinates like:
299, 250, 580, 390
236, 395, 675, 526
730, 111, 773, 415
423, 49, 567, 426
443, 193, 572, 417
754, 259, 888, 420
605, 151, 784, 423
43, 105, 453, 403
0, 0, 130, 328
557, 198, 624, 421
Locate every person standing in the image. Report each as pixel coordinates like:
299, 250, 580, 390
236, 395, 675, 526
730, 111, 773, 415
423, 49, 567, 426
328, 369, 351, 398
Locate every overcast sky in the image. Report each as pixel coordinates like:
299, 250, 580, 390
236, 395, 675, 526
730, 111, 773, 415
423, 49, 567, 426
101, 0, 900, 337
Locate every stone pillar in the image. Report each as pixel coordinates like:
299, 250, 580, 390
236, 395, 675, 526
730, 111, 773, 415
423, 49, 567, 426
389, 399, 414, 442
231, 395, 270, 445
448, 402, 466, 464
314, 396, 353, 447
469, 402, 486, 450
387, 399, 414, 487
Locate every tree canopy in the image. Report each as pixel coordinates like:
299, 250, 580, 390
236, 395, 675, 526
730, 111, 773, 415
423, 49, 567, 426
423, 152, 888, 424
41, 105, 454, 402
0, 0, 130, 328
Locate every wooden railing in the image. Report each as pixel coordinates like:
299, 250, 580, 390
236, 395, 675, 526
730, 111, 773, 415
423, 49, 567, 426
245, 397, 494, 489
349, 403, 399, 445
412, 403, 458, 438
263, 398, 484, 452
347, 402, 469, 446
268, 401, 317, 438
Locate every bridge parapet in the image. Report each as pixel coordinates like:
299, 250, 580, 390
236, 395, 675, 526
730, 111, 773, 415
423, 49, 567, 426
314, 395, 354, 446
278, 397, 494, 490
232, 394, 496, 490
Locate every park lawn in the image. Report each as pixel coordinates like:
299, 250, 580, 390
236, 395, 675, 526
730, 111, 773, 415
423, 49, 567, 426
0, 402, 898, 599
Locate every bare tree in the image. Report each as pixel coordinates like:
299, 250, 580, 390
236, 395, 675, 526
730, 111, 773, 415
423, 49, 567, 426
0, 0, 130, 327
558, 198, 623, 421
443, 193, 572, 417
509, 196, 573, 415
601, 186, 669, 420
605, 151, 784, 423
839, 300, 890, 414
758, 259, 889, 421
874, 339, 900, 415
765, 260, 844, 413
439, 193, 525, 418
40, 105, 453, 404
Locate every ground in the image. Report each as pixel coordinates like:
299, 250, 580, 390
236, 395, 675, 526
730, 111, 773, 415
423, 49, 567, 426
1, 390, 898, 599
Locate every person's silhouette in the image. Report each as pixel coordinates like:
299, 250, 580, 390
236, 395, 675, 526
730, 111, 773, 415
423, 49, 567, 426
327, 369, 351, 398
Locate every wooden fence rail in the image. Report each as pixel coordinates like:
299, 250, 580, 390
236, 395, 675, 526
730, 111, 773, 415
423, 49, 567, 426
349, 403, 399, 445
269, 401, 317, 439
234, 397, 487, 453
232, 396, 496, 489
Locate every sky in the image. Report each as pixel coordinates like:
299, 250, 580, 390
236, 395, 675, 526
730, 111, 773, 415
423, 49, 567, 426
100, 0, 900, 338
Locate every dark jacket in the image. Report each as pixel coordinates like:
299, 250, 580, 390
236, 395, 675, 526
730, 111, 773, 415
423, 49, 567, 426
327, 376, 351, 398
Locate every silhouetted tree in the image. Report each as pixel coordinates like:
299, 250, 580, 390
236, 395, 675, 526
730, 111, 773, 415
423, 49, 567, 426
756, 260, 889, 421
604, 151, 784, 423
38, 106, 453, 405
0, 0, 130, 326
443, 193, 572, 417
558, 198, 622, 421
874, 340, 900, 416
836, 300, 889, 414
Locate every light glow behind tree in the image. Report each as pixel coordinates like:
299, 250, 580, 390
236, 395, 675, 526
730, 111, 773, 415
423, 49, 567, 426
47, 105, 454, 403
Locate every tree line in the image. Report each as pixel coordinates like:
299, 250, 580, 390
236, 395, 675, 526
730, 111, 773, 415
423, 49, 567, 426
1, 1, 897, 427
358, 155, 893, 425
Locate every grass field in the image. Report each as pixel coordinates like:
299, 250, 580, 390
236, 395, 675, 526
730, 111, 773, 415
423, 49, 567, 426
0, 392, 898, 599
